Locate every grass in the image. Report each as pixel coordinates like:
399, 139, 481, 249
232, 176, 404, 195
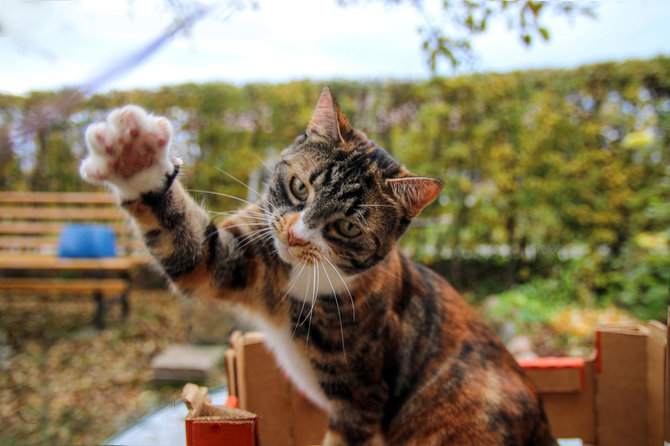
0, 288, 236, 445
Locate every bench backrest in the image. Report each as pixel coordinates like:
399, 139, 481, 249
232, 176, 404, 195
0, 191, 144, 256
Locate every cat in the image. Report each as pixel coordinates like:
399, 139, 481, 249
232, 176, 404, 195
80, 86, 556, 446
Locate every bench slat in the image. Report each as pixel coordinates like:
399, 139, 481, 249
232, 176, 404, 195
0, 237, 145, 252
2, 207, 126, 221
0, 222, 135, 236
0, 191, 116, 204
0, 254, 137, 271
0, 236, 58, 249
0, 278, 128, 293
0, 191, 148, 327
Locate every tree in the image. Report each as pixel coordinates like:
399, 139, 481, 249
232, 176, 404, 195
338, 0, 596, 72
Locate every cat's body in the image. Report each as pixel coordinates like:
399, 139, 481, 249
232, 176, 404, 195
80, 88, 556, 445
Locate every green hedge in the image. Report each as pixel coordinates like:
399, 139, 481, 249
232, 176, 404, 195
2, 56, 668, 320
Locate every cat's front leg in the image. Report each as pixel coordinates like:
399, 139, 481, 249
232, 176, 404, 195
80, 106, 258, 301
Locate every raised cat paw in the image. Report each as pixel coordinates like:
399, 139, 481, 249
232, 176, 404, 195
80, 105, 182, 199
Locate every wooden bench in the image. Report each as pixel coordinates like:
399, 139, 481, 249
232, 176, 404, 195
0, 191, 149, 327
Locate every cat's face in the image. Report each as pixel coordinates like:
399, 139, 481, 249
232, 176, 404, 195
265, 87, 443, 277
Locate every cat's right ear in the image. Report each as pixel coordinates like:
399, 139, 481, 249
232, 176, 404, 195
387, 177, 444, 219
306, 86, 352, 144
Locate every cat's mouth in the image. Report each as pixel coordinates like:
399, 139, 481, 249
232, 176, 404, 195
275, 239, 322, 266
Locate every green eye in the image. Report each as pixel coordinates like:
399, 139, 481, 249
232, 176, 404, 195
335, 219, 362, 238
290, 177, 309, 200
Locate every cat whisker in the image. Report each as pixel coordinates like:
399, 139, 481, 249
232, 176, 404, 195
359, 203, 395, 208
203, 222, 269, 244
320, 261, 347, 360
236, 227, 274, 252
253, 152, 274, 172
292, 264, 312, 341
209, 210, 270, 221
376, 263, 402, 281
280, 260, 308, 305
213, 166, 277, 211
300, 263, 318, 326
354, 210, 370, 231
242, 229, 274, 251
219, 222, 270, 231
236, 226, 272, 239
207, 211, 272, 225
189, 189, 259, 208
304, 263, 320, 347
323, 256, 356, 322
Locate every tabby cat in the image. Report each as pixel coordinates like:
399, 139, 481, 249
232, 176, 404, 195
80, 87, 556, 445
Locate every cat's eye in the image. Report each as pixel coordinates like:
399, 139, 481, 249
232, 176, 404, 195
335, 219, 362, 238
290, 177, 309, 200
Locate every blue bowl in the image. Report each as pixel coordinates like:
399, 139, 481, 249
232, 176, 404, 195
59, 224, 117, 258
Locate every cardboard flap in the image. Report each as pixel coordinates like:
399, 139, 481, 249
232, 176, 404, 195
182, 383, 256, 421
227, 331, 328, 446
646, 320, 667, 446
595, 321, 668, 446
519, 357, 585, 393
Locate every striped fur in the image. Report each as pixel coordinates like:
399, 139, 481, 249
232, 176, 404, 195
82, 87, 556, 445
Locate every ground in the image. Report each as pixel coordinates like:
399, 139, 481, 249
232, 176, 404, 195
0, 282, 636, 444
0, 288, 236, 445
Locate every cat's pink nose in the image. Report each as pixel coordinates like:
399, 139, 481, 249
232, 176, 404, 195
288, 226, 308, 246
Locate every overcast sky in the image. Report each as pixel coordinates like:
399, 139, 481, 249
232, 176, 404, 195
1, 0, 669, 96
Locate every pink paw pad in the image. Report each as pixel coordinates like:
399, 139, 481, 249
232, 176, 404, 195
81, 105, 175, 186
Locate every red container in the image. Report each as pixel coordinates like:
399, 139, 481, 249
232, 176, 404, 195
183, 384, 260, 446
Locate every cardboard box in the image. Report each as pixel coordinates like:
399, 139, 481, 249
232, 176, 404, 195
228, 331, 328, 446
595, 322, 667, 446
646, 321, 667, 446
225, 319, 667, 446
519, 356, 596, 444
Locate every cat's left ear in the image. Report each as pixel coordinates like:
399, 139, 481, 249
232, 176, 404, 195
388, 177, 444, 219
307, 86, 353, 144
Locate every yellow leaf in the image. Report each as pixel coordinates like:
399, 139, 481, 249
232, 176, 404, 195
622, 128, 655, 149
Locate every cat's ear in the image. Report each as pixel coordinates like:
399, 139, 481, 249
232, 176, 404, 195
307, 86, 352, 144
388, 177, 444, 219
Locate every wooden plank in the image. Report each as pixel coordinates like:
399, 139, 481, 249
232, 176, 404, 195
151, 344, 227, 382
0, 222, 64, 235
0, 277, 128, 293
0, 236, 144, 251
0, 237, 58, 250
0, 222, 135, 236
0, 191, 116, 204
0, 254, 135, 271
1, 206, 126, 221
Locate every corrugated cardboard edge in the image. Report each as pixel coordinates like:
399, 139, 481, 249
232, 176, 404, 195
647, 320, 667, 446
230, 330, 247, 410
225, 349, 238, 399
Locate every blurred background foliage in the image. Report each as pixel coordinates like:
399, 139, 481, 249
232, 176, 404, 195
1, 56, 668, 324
